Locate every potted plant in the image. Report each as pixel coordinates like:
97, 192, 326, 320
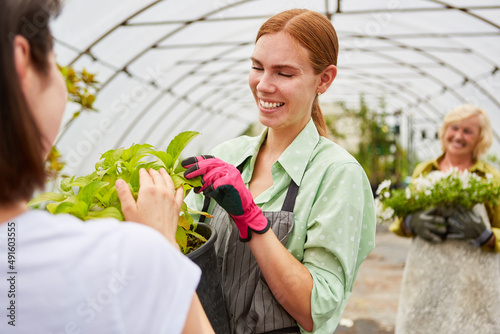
29, 131, 229, 332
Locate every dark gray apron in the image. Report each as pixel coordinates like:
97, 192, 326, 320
201, 176, 301, 334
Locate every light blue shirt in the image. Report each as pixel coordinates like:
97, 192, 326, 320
186, 119, 376, 333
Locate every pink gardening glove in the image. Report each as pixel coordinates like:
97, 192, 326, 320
182, 155, 270, 242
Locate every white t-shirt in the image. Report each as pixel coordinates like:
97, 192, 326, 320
0, 210, 201, 334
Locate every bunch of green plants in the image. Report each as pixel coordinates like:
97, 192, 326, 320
29, 131, 210, 254
375, 170, 500, 224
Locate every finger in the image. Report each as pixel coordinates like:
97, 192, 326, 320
184, 157, 228, 179
199, 167, 230, 192
424, 222, 447, 234
421, 231, 442, 243
466, 210, 482, 224
181, 156, 199, 169
149, 168, 166, 187
159, 168, 175, 192
447, 232, 465, 240
184, 164, 203, 179
421, 212, 445, 224
116, 179, 137, 221
137, 168, 154, 199
174, 186, 184, 208
429, 216, 445, 224
181, 155, 215, 168
448, 217, 465, 230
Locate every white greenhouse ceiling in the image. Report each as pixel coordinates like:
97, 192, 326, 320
51, 0, 500, 175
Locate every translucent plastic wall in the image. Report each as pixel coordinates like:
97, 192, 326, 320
51, 0, 500, 175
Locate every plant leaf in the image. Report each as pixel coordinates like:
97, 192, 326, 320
187, 207, 214, 218
28, 192, 67, 207
185, 229, 207, 243
53, 201, 77, 214
177, 215, 191, 231
176, 226, 188, 253
149, 151, 173, 169
166, 131, 199, 167
46, 203, 59, 214
87, 207, 124, 221
60, 176, 74, 192
78, 181, 109, 204
60, 201, 89, 220
171, 172, 202, 189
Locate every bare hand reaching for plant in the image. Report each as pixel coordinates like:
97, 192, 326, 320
116, 168, 184, 249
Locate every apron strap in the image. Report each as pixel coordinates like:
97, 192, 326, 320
281, 179, 299, 213
198, 195, 211, 223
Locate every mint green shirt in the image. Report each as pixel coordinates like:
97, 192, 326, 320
186, 119, 376, 333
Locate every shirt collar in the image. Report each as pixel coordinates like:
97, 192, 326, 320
231, 130, 267, 182
235, 119, 320, 185
277, 119, 320, 186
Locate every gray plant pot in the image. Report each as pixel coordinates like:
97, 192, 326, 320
187, 223, 229, 334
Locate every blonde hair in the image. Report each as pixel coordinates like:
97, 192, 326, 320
438, 104, 492, 160
256, 9, 339, 137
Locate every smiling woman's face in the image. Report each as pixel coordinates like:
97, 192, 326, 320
248, 31, 321, 135
443, 114, 481, 159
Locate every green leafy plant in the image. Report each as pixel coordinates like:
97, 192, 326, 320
375, 168, 500, 225
30, 131, 210, 254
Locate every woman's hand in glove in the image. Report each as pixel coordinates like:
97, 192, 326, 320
404, 207, 447, 243
182, 155, 270, 242
446, 205, 493, 246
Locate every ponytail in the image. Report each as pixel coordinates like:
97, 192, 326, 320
312, 97, 327, 137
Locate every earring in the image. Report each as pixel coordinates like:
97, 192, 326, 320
317, 92, 322, 97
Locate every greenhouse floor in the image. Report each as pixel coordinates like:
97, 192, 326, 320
334, 225, 411, 334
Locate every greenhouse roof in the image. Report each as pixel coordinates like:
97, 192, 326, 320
51, 0, 500, 174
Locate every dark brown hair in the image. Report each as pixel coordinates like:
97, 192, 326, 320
256, 9, 339, 137
0, 0, 62, 204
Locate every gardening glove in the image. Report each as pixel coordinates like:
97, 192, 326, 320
446, 205, 493, 247
404, 208, 447, 243
182, 155, 270, 242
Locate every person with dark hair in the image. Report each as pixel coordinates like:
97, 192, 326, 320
183, 9, 376, 334
0, 1, 213, 333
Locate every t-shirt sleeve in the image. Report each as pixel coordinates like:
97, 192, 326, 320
114, 223, 201, 334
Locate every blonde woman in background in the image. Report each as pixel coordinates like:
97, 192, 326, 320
390, 104, 500, 333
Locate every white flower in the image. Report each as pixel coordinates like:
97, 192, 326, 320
413, 173, 435, 192
405, 187, 411, 199
458, 169, 470, 185
375, 198, 395, 224
376, 179, 391, 195
486, 173, 493, 181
